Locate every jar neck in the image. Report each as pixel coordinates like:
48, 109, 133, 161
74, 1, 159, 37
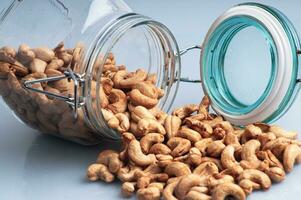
82, 13, 181, 139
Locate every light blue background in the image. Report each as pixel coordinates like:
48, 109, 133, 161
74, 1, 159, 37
1, 0, 301, 199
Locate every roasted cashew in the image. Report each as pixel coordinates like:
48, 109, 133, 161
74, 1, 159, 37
121, 182, 136, 198
256, 150, 283, 169
164, 162, 191, 177
32, 47, 55, 62
107, 89, 127, 113
224, 132, 241, 150
117, 165, 142, 182
131, 106, 156, 122
137, 186, 161, 200
137, 173, 168, 189
156, 154, 173, 168
240, 139, 261, 169
164, 115, 182, 139
186, 120, 213, 138
133, 82, 160, 99
240, 124, 262, 144
113, 69, 147, 89
101, 77, 114, 95
149, 143, 171, 155
115, 113, 130, 133
201, 157, 224, 171
238, 169, 272, 190
175, 174, 208, 200
183, 114, 207, 125
129, 88, 158, 108
155, 110, 168, 124
270, 125, 297, 139
213, 121, 234, 139
206, 140, 226, 158
167, 137, 191, 157
176, 126, 202, 144
265, 167, 285, 183
194, 138, 213, 155
163, 180, 179, 200
140, 133, 165, 154
193, 161, 219, 176
283, 144, 301, 172
174, 147, 202, 166
238, 179, 260, 195
172, 104, 199, 119
128, 140, 157, 166
211, 183, 246, 200
145, 73, 157, 84
221, 145, 241, 170
96, 150, 122, 173
208, 174, 234, 188
119, 132, 136, 161
137, 118, 166, 137
198, 95, 210, 117
87, 163, 114, 183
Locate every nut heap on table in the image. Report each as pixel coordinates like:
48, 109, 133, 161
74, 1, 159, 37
88, 96, 301, 199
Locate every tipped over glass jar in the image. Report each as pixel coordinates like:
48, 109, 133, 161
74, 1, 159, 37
0, 1, 300, 145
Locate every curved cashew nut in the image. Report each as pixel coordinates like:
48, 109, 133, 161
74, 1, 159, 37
87, 163, 114, 183
193, 162, 219, 176
133, 82, 160, 99
163, 180, 179, 200
265, 167, 286, 183
117, 165, 142, 182
175, 174, 208, 200
221, 145, 241, 169
186, 120, 213, 138
283, 144, 301, 172
240, 139, 261, 169
164, 162, 191, 177
256, 150, 283, 169
164, 115, 182, 139
238, 169, 272, 190
96, 150, 122, 173
149, 143, 171, 155
176, 126, 202, 144
137, 118, 166, 137
240, 124, 262, 144
239, 179, 260, 195
121, 182, 136, 198
140, 133, 165, 153
198, 95, 210, 116
195, 138, 213, 155
206, 140, 226, 158
129, 89, 158, 109
224, 132, 241, 150
201, 157, 224, 171
175, 147, 202, 166
131, 106, 156, 122
167, 137, 191, 157
113, 69, 147, 89
114, 113, 130, 133
137, 173, 168, 189
172, 104, 199, 119
128, 140, 157, 166
211, 183, 246, 200
107, 89, 127, 113
208, 174, 234, 188
156, 154, 173, 168
270, 125, 297, 139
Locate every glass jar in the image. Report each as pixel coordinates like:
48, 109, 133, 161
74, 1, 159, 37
0, 1, 300, 145
0, 0, 180, 144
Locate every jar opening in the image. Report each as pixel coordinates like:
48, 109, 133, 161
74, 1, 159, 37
84, 14, 180, 139
201, 3, 301, 125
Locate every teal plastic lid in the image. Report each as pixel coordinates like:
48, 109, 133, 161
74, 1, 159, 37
200, 3, 301, 125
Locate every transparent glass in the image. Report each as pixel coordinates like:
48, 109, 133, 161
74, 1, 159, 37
0, 0, 180, 144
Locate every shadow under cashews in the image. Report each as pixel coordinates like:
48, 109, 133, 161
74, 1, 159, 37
22, 134, 123, 199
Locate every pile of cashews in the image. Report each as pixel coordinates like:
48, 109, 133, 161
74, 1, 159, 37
0, 43, 106, 144
88, 93, 301, 200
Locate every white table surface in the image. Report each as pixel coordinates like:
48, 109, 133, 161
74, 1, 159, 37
1, 0, 301, 199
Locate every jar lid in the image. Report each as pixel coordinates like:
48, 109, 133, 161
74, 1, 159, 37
200, 3, 301, 125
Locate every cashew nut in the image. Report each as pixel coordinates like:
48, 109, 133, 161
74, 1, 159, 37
128, 140, 157, 166
240, 139, 261, 169
131, 106, 156, 122
164, 115, 182, 139
283, 144, 301, 172
87, 163, 114, 183
107, 89, 127, 113
211, 183, 246, 200
176, 126, 202, 144
238, 169, 271, 190
137, 186, 161, 200
149, 143, 171, 155
164, 162, 191, 177
167, 137, 191, 157
172, 104, 199, 119
265, 167, 285, 183
140, 133, 165, 154
121, 182, 136, 198
206, 140, 226, 158
270, 125, 297, 139
96, 150, 123, 173
113, 69, 147, 89
137, 118, 166, 137
193, 161, 219, 176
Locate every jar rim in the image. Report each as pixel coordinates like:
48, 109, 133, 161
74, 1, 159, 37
83, 13, 181, 139
200, 3, 301, 125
